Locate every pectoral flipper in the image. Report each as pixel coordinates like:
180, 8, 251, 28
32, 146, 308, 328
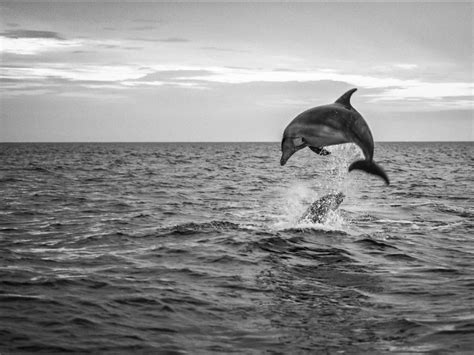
308, 146, 331, 156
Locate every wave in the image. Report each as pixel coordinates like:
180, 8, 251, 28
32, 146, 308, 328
384, 253, 418, 262
355, 237, 399, 250
156, 220, 248, 236
405, 201, 473, 218
427, 222, 466, 231
0, 176, 21, 183
0, 277, 110, 289
377, 219, 418, 225
1, 142, 472, 354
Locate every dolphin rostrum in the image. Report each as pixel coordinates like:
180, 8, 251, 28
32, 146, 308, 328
280, 88, 389, 185
298, 192, 345, 224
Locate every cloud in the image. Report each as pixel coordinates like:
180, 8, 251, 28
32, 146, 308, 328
0, 32, 128, 55
176, 67, 473, 100
2, 62, 471, 109
0, 29, 81, 55
0, 75, 61, 96
122, 68, 212, 89
366, 83, 473, 101
0, 37, 82, 55
373, 63, 419, 73
200, 46, 249, 53
139, 70, 216, 82
157, 37, 190, 43
123, 46, 143, 50
98, 43, 121, 49
130, 37, 190, 43
131, 26, 155, 31
137, 66, 472, 109
123, 80, 207, 90
0, 64, 153, 82
393, 63, 418, 70
1, 29, 64, 40
57, 91, 127, 100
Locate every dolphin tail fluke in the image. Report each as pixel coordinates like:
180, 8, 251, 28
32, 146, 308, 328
348, 159, 390, 185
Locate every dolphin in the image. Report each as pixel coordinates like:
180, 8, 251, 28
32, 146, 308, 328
298, 192, 345, 224
280, 88, 390, 185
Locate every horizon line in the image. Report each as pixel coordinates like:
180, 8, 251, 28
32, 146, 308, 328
1, 141, 473, 144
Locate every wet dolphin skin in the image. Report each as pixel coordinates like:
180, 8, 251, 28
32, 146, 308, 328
280, 88, 389, 185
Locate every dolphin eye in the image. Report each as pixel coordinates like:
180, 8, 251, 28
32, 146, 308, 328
292, 137, 304, 147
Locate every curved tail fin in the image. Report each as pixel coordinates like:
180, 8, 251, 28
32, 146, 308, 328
348, 159, 390, 185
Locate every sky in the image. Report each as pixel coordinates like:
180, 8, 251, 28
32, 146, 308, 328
0, 1, 472, 142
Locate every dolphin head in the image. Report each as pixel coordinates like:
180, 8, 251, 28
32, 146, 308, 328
280, 136, 294, 166
280, 136, 305, 166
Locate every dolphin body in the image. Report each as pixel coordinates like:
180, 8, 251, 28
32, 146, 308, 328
280, 88, 389, 185
298, 192, 345, 224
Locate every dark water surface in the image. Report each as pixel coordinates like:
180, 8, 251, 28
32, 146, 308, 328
1, 142, 473, 353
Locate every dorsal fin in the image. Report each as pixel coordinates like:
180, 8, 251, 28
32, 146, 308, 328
335, 88, 357, 108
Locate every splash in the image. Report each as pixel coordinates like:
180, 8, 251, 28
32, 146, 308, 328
321, 143, 362, 190
271, 144, 362, 231
272, 183, 347, 231
276, 181, 318, 226
295, 209, 347, 231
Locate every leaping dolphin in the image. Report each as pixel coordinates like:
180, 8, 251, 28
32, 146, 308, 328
299, 192, 345, 224
280, 88, 389, 185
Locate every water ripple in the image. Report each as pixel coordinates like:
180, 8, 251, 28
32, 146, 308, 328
0, 142, 473, 353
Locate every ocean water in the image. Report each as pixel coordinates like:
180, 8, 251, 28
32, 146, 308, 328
0, 142, 472, 353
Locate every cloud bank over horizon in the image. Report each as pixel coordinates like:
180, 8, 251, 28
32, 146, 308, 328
1, 2, 472, 142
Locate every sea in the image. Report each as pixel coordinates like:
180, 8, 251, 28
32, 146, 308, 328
0, 142, 473, 354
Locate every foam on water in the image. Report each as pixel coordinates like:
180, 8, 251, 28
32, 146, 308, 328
271, 180, 349, 232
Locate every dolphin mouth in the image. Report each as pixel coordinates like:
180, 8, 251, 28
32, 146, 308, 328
280, 149, 294, 166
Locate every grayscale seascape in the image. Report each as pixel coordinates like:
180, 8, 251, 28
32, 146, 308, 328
1, 142, 472, 353
1, 1, 473, 353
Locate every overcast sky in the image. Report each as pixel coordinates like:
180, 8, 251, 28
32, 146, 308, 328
0, 1, 472, 142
